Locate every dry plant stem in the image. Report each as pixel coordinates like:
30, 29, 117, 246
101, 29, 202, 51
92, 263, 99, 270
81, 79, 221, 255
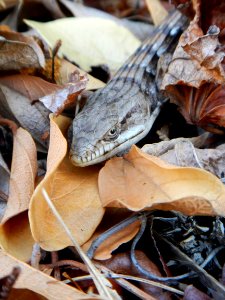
30, 243, 41, 270
87, 211, 152, 259
62, 272, 84, 292
51, 251, 61, 280
42, 188, 114, 300
40, 259, 88, 273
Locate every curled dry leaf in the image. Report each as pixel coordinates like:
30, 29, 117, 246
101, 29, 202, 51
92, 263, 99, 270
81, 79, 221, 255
24, 17, 140, 72
142, 136, 225, 178
162, 1, 225, 132
29, 115, 104, 251
99, 146, 225, 216
39, 71, 88, 114
58, 59, 105, 90
0, 128, 37, 261
0, 82, 50, 149
0, 30, 45, 70
0, 250, 99, 300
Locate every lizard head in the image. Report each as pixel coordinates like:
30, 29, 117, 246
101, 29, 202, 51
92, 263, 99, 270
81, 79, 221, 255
69, 85, 152, 166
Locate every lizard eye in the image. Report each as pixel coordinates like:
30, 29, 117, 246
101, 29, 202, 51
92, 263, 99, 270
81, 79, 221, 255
104, 125, 120, 140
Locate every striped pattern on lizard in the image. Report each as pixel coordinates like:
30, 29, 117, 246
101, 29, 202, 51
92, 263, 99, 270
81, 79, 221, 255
69, 9, 188, 166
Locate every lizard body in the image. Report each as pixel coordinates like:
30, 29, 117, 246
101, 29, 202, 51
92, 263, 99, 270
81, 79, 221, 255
70, 10, 188, 166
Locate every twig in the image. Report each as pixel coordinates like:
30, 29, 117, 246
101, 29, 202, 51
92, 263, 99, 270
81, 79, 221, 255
42, 188, 116, 300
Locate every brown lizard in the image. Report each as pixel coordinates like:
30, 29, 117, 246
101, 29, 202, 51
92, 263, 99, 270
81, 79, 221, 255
69, 9, 188, 166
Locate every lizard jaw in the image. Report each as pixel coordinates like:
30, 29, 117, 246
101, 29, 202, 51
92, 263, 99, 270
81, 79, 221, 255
70, 124, 148, 167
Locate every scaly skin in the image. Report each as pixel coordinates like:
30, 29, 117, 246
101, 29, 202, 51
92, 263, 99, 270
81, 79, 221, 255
70, 10, 188, 166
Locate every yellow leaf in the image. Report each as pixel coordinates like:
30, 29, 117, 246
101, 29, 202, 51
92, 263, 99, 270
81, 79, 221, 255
24, 17, 140, 72
99, 145, 225, 216
29, 115, 105, 251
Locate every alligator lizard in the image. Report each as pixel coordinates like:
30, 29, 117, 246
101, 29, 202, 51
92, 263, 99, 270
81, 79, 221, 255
69, 9, 188, 166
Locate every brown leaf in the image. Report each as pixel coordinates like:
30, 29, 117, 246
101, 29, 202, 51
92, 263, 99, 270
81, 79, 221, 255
0, 83, 50, 149
0, 128, 36, 260
98, 251, 171, 299
99, 145, 225, 216
0, 74, 60, 102
29, 115, 105, 251
0, 250, 98, 300
0, 30, 45, 70
39, 72, 88, 114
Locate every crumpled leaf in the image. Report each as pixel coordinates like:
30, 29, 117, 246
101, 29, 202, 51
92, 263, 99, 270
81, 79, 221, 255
0, 250, 98, 300
39, 71, 88, 114
0, 30, 45, 70
99, 145, 225, 216
162, 1, 225, 132
0, 128, 36, 261
142, 136, 225, 178
162, 26, 225, 89
29, 115, 104, 251
24, 17, 140, 72
0, 83, 50, 149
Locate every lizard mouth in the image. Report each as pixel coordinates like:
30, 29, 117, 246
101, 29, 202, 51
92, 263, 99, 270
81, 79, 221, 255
69, 125, 148, 167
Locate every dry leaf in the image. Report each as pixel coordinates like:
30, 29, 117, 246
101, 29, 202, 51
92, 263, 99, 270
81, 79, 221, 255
24, 17, 140, 72
1, 128, 37, 223
83, 219, 141, 260
99, 145, 225, 216
145, 0, 168, 25
59, 0, 153, 41
29, 115, 105, 251
0, 83, 50, 149
0, 75, 60, 102
142, 136, 225, 178
0, 250, 100, 300
0, 30, 45, 70
58, 59, 105, 90
0, 128, 36, 261
39, 72, 88, 114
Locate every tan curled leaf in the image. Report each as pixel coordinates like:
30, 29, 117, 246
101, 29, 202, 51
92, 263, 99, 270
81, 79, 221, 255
0, 30, 45, 70
58, 59, 105, 90
29, 115, 105, 251
24, 17, 140, 72
0, 250, 100, 300
99, 145, 225, 216
0, 128, 36, 261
